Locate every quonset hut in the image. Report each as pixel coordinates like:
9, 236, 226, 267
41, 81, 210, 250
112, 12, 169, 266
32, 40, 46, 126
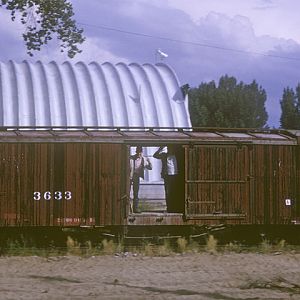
0, 61, 191, 127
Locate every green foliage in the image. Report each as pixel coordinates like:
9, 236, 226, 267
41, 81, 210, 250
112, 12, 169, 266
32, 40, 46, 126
0, 0, 85, 58
280, 84, 300, 129
189, 75, 268, 128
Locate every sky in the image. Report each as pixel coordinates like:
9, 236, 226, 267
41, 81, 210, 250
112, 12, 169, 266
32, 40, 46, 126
1, 0, 300, 127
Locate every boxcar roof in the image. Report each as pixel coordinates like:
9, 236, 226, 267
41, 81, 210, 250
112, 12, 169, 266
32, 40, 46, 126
0, 127, 297, 145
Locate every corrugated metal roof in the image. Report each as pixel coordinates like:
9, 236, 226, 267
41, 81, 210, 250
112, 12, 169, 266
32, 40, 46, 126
0, 61, 191, 127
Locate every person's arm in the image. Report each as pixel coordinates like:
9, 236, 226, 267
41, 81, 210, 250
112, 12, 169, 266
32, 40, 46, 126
129, 156, 134, 180
145, 158, 152, 170
153, 146, 166, 159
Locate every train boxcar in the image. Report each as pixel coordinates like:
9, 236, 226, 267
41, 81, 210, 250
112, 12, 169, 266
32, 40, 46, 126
0, 127, 299, 233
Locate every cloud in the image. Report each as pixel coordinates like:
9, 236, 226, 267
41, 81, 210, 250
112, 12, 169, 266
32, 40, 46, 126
74, 38, 130, 63
63, 2, 300, 126
0, 10, 28, 59
1, 0, 300, 127
253, 0, 276, 10
0, 10, 23, 37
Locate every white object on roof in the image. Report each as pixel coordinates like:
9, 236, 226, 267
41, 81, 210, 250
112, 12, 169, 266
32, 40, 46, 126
156, 49, 168, 58
0, 61, 191, 128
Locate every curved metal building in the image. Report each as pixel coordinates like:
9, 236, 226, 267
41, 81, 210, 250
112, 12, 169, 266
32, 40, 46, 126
0, 61, 191, 127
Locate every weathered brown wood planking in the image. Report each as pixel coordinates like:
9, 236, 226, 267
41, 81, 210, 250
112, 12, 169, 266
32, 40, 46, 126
0, 143, 126, 226
0, 128, 299, 227
184, 143, 298, 224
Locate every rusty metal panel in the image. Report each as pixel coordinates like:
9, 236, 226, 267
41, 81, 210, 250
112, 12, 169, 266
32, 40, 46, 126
184, 145, 251, 221
0, 143, 127, 226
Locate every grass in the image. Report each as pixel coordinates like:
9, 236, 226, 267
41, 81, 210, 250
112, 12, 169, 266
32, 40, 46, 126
142, 242, 155, 256
101, 239, 119, 255
1, 235, 299, 257
66, 236, 82, 255
66, 237, 123, 256
205, 235, 218, 254
224, 241, 242, 253
156, 239, 173, 256
275, 239, 288, 251
3, 238, 62, 257
259, 238, 273, 253
139, 239, 173, 257
177, 237, 188, 253
258, 238, 293, 254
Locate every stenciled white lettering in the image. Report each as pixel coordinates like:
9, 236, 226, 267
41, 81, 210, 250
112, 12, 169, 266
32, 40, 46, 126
33, 191, 72, 201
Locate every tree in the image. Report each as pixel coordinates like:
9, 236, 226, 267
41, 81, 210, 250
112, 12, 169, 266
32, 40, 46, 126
0, 0, 85, 58
189, 75, 268, 128
280, 85, 300, 129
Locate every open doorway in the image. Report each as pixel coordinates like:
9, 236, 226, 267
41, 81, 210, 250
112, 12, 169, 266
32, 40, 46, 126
129, 145, 184, 214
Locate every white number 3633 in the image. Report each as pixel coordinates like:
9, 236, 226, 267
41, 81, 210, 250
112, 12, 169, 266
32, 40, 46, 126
33, 191, 72, 201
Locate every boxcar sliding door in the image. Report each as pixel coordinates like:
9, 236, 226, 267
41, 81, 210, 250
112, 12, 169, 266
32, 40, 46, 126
184, 144, 252, 222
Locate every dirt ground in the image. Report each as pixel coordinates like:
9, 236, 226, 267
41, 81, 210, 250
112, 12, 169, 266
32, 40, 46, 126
1, 252, 300, 300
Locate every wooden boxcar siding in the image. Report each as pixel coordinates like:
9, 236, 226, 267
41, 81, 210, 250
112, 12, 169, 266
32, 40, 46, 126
185, 144, 298, 225
297, 145, 300, 220
0, 143, 127, 226
251, 144, 297, 224
185, 145, 251, 223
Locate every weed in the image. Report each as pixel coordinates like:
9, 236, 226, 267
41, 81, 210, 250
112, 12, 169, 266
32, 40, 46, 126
3, 239, 51, 256
225, 242, 242, 253
260, 238, 272, 253
66, 236, 81, 255
275, 239, 286, 251
187, 240, 201, 253
156, 239, 173, 256
142, 242, 155, 256
101, 239, 117, 255
205, 235, 218, 254
83, 240, 97, 257
177, 237, 188, 253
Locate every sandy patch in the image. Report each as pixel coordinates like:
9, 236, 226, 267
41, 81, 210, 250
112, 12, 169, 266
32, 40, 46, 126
0, 253, 300, 299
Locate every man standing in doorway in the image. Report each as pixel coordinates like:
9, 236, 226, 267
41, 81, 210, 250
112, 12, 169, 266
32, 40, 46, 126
153, 145, 178, 213
130, 146, 152, 213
